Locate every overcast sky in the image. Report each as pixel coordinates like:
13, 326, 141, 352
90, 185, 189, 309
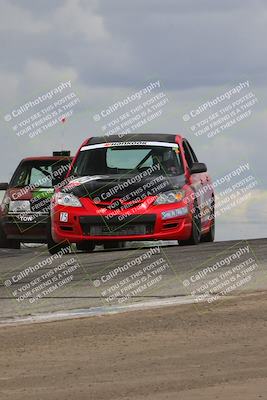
0, 0, 266, 240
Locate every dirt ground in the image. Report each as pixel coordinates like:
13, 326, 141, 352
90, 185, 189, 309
1, 292, 267, 400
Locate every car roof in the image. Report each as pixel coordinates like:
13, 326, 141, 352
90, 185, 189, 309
88, 133, 183, 145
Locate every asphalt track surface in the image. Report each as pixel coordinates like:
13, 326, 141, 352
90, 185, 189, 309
0, 238, 266, 322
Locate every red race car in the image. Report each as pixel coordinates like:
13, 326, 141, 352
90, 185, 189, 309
50, 134, 215, 254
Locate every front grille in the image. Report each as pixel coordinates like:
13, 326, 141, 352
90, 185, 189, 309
80, 214, 156, 236
90, 224, 152, 236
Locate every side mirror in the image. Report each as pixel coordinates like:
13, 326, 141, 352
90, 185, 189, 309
0, 182, 8, 191
190, 162, 207, 174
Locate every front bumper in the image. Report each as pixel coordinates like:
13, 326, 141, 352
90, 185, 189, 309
1, 213, 49, 242
52, 205, 192, 243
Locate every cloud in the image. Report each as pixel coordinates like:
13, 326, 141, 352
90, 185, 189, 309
22, 59, 78, 92
0, 70, 19, 104
52, 0, 109, 41
0, 0, 49, 33
1, 0, 267, 90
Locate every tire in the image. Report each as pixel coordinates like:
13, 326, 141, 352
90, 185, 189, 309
76, 241, 95, 252
46, 220, 71, 255
0, 223, 20, 249
47, 240, 71, 255
179, 201, 201, 246
103, 241, 125, 250
201, 197, 215, 243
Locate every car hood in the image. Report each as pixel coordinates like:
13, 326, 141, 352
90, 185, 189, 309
62, 174, 186, 202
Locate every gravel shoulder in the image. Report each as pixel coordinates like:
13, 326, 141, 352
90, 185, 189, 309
1, 291, 267, 400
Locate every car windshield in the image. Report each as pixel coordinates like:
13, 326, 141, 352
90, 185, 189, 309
10, 160, 71, 188
72, 145, 184, 177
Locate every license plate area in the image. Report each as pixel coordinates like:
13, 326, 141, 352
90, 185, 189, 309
80, 214, 156, 236
89, 224, 148, 236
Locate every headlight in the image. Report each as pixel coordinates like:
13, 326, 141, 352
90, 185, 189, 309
1, 194, 10, 212
9, 200, 31, 212
154, 190, 185, 205
55, 192, 82, 207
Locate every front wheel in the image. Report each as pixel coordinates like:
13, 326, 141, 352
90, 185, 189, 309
0, 223, 20, 249
76, 241, 95, 252
47, 240, 71, 255
46, 220, 71, 255
201, 197, 215, 243
179, 202, 201, 246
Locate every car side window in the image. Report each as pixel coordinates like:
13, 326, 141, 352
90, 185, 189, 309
29, 166, 53, 187
186, 140, 199, 163
183, 140, 194, 168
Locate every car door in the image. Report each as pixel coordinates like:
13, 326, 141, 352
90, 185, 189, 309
185, 140, 213, 229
